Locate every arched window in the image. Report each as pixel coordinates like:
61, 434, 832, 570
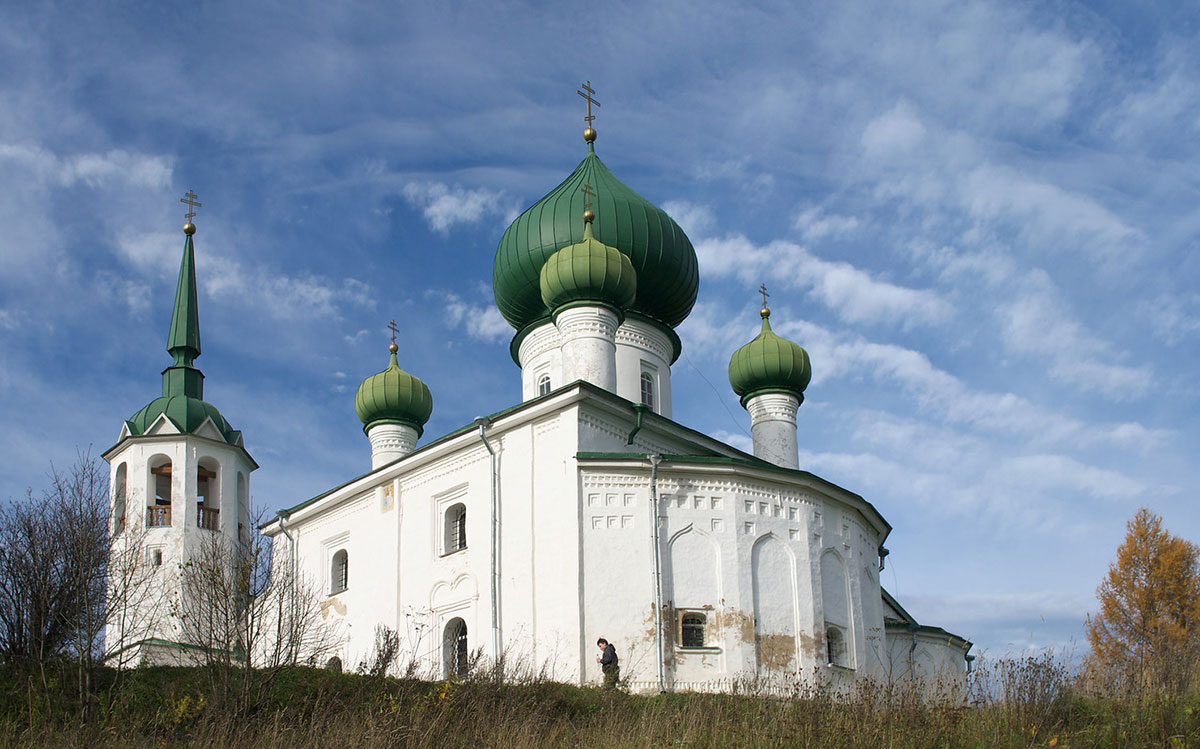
113, 463, 127, 534
148, 458, 172, 528
538, 374, 551, 396
681, 613, 706, 648
330, 549, 348, 594
197, 460, 219, 531
443, 618, 468, 678
444, 503, 467, 554
640, 372, 655, 409
826, 625, 846, 667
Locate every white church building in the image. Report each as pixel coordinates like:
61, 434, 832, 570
103, 121, 971, 692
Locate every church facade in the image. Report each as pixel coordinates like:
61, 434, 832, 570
104, 123, 971, 692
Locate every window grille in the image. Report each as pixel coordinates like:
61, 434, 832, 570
445, 504, 467, 553
331, 549, 349, 594
826, 625, 846, 666
681, 613, 706, 648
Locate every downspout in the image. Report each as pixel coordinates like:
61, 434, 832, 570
626, 403, 649, 445
475, 416, 500, 667
275, 510, 298, 662
648, 454, 665, 693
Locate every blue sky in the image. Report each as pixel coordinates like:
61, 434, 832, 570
1, 0, 1197, 660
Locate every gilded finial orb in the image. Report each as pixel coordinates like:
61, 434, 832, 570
183, 222, 196, 235
760, 307, 771, 319
583, 208, 595, 223
583, 127, 597, 143
388, 342, 399, 354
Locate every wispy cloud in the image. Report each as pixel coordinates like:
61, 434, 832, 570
442, 291, 509, 344
401, 181, 519, 234
694, 235, 952, 328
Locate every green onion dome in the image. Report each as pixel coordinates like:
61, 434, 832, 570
728, 308, 812, 407
539, 217, 637, 316
494, 142, 698, 331
355, 344, 434, 437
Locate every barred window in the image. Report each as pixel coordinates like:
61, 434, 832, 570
331, 549, 348, 594
444, 503, 467, 554
681, 613, 706, 648
826, 625, 846, 666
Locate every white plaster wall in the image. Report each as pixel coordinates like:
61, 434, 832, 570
885, 629, 970, 701
518, 323, 562, 401
615, 318, 673, 417
556, 306, 619, 391
367, 423, 419, 469
104, 428, 255, 661
746, 392, 800, 470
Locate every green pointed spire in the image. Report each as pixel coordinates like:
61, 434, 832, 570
167, 231, 201, 368
126, 208, 240, 446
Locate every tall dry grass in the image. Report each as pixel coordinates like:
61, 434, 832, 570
2, 650, 1199, 747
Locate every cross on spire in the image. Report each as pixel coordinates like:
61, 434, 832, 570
180, 189, 202, 222
580, 182, 596, 211
577, 81, 600, 127
759, 284, 770, 308
388, 319, 399, 345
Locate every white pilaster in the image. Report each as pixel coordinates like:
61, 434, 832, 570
368, 423, 420, 468
746, 392, 801, 470
555, 306, 619, 393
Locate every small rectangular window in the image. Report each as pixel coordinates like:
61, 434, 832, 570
146, 548, 163, 567
681, 613, 706, 648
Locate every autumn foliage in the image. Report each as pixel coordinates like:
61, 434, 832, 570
1086, 507, 1200, 695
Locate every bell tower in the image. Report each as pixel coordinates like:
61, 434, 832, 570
102, 193, 258, 665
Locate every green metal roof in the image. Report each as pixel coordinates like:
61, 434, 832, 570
493, 142, 699, 331
127, 230, 239, 445
728, 311, 812, 407
354, 349, 433, 436
540, 219, 637, 314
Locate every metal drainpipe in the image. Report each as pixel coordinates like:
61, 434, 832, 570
648, 454, 665, 693
474, 416, 500, 666
276, 510, 297, 662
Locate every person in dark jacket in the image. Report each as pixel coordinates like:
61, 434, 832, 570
596, 637, 619, 688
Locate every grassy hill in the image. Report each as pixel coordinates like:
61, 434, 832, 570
2, 660, 1198, 747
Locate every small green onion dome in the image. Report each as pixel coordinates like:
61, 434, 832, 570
493, 143, 698, 331
540, 218, 637, 315
128, 394, 239, 443
728, 308, 812, 407
355, 344, 434, 436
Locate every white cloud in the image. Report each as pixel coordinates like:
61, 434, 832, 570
0, 144, 172, 189
794, 207, 860, 242
694, 235, 952, 328
662, 200, 715, 237
998, 271, 1152, 400
401, 181, 518, 234
444, 292, 509, 343
861, 100, 926, 160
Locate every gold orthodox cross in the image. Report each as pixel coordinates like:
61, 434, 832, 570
759, 284, 770, 308
388, 319, 399, 345
577, 81, 600, 127
580, 182, 596, 211
180, 189, 202, 222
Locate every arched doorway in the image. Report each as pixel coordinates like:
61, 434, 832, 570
443, 617, 468, 678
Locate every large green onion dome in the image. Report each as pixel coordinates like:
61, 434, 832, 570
355, 344, 434, 437
539, 215, 637, 316
494, 141, 699, 331
728, 307, 812, 407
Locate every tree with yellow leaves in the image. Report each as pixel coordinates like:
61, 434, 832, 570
1086, 507, 1200, 694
